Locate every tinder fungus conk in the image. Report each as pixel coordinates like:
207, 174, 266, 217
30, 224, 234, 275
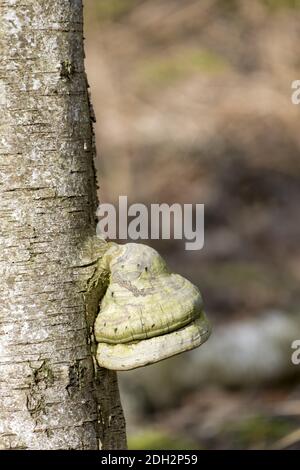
94, 243, 211, 370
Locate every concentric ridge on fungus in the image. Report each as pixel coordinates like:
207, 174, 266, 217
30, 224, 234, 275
94, 243, 211, 370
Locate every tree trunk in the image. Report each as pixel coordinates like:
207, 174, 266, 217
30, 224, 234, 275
0, 0, 126, 450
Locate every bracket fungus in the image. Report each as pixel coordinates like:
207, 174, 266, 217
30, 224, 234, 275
94, 243, 211, 370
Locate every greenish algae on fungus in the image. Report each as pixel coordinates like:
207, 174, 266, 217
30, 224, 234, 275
94, 243, 211, 370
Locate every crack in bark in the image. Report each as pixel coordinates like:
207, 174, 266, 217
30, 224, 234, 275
26, 360, 54, 422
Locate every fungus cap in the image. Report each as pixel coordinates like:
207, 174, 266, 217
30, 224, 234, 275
94, 243, 211, 370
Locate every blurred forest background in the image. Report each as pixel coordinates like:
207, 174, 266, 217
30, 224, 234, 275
84, 0, 300, 449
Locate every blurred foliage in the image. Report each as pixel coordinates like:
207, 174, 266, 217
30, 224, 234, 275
137, 48, 229, 88
202, 261, 297, 295
262, 0, 300, 10
86, 0, 300, 23
88, 0, 138, 22
128, 429, 201, 450
223, 415, 296, 448
216, 0, 300, 11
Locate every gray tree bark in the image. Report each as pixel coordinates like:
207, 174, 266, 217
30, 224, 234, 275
0, 0, 126, 450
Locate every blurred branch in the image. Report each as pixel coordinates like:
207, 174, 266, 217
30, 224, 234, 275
271, 428, 300, 450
